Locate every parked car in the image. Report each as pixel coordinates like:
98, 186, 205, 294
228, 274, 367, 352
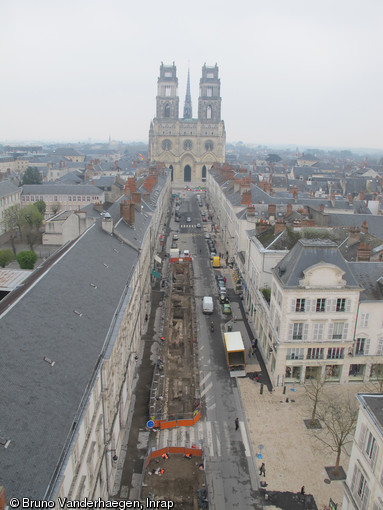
186, 217, 191, 222
204, 233, 211, 239
222, 303, 232, 315
173, 234, 179, 240
202, 217, 207, 222
219, 294, 230, 304
196, 223, 201, 228
171, 242, 177, 249
201, 211, 205, 216
218, 282, 226, 293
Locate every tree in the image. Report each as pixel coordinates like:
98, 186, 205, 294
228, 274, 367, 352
0, 249, 14, 267
34, 200, 46, 216
22, 166, 42, 184
304, 372, 327, 427
314, 392, 359, 477
16, 250, 37, 269
369, 363, 383, 392
19, 204, 43, 250
266, 154, 282, 163
1, 204, 22, 255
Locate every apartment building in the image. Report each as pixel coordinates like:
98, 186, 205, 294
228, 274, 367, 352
21, 184, 105, 217
0, 180, 22, 233
343, 394, 383, 510
253, 239, 383, 387
0, 171, 171, 502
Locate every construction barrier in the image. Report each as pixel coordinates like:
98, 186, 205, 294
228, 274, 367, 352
144, 445, 203, 469
152, 408, 201, 430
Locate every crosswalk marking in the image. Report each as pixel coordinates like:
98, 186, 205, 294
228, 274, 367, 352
201, 381, 213, 398
206, 421, 214, 457
200, 372, 211, 388
152, 419, 248, 460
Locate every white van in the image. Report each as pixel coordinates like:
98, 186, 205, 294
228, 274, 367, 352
202, 296, 214, 314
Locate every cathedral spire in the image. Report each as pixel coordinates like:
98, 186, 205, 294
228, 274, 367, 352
183, 67, 192, 119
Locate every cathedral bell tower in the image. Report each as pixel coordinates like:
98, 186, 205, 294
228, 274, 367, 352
156, 62, 179, 120
198, 64, 221, 122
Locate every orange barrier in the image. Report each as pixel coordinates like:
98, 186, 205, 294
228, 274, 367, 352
150, 409, 201, 431
144, 446, 203, 468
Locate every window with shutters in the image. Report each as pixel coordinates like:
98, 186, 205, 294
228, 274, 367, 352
295, 299, 305, 312
336, 298, 346, 312
313, 323, 324, 341
365, 431, 379, 469
307, 347, 324, 360
293, 323, 303, 340
331, 322, 344, 340
360, 313, 370, 328
355, 338, 370, 356
316, 298, 326, 312
356, 471, 370, 510
377, 338, 383, 356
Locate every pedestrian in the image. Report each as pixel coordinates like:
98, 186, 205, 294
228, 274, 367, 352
259, 463, 266, 477
145, 313, 148, 322
248, 347, 252, 358
235, 417, 239, 430
300, 486, 305, 495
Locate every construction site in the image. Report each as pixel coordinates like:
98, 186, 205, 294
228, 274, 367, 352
141, 255, 207, 508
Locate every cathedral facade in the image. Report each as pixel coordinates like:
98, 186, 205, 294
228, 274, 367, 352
148, 62, 226, 184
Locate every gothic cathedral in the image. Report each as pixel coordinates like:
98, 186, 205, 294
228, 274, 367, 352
148, 62, 226, 184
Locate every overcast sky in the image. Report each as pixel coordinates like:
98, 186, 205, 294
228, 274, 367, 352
1, 0, 382, 150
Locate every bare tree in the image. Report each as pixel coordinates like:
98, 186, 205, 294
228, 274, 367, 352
304, 372, 327, 427
314, 392, 359, 476
369, 363, 383, 392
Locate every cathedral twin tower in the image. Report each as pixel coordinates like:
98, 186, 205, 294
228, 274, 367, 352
148, 62, 226, 184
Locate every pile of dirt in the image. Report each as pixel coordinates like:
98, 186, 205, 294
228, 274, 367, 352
141, 455, 207, 509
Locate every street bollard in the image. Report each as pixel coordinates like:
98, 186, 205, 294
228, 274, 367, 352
283, 385, 286, 394
260, 383, 264, 394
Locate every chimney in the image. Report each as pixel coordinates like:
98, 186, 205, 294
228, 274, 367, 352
101, 214, 113, 234
286, 203, 293, 217
361, 221, 368, 234
357, 242, 371, 261
347, 193, 354, 204
274, 219, 286, 235
120, 200, 135, 226
359, 190, 365, 201
268, 204, 276, 218
246, 205, 255, 217
241, 191, 252, 205
319, 204, 325, 213
132, 191, 142, 211
348, 227, 360, 246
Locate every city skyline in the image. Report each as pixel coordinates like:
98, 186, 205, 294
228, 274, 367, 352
1, 0, 383, 150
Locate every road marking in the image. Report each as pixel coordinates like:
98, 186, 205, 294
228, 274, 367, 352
201, 381, 213, 398
206, 420, 214, 457
212, 421, 222, 457
223, 420, 232, 454
240, 422, 251, 457
207, 402, 216, 411
200, 372, 211, 387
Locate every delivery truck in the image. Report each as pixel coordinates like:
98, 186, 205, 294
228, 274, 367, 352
202, 296, 214, 314
223, 331, 246, 377
212, 256, 221, 268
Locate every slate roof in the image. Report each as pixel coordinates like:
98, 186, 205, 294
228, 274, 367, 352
275, 238, 360, 288
0, 180, 21, 198
0, 220, 140, 500
357, 394, 383, 430
326, 213, 383, 238
349, 262, 383, 301
22, 184, 102, 195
